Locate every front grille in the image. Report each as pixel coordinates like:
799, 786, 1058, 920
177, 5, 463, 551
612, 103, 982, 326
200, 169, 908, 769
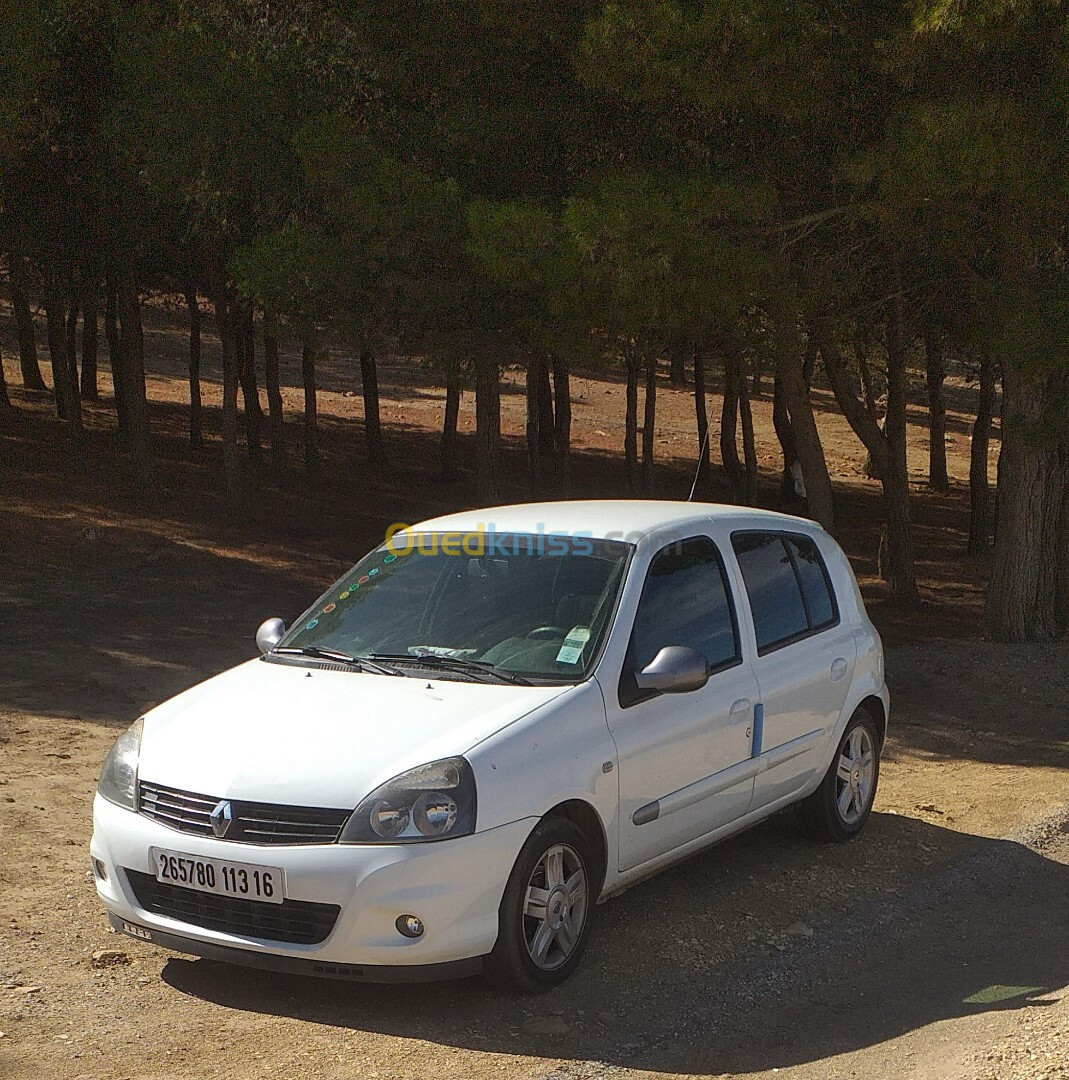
125, 870, 340, 945
138, 781, 350, 845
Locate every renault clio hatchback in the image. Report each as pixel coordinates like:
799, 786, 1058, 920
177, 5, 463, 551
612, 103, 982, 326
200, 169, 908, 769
92, 501, 888, 992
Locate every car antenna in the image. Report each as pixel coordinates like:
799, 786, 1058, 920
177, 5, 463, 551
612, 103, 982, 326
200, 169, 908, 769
687, 427, 711, 502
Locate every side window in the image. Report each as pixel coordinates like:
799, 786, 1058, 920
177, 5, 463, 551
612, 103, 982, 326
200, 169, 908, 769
732, 533, 808, 652
785, 535, 838, 630
622, 537, 740, 705
731, 531, 839, 654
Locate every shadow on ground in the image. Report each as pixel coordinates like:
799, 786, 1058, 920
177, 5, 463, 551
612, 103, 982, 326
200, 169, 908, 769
159, 812, 1069, 1076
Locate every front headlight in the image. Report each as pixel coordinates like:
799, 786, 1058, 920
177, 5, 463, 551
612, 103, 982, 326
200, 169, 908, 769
339, 757, 476, 844
97, 718, 144, 810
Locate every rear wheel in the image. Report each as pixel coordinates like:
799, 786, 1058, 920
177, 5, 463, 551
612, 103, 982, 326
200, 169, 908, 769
485, 816, 596, 993
799, 708, 881, 841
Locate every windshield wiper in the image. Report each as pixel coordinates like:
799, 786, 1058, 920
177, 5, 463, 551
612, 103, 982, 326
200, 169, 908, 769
368, 653, 532, 686
271, 646, 401, 677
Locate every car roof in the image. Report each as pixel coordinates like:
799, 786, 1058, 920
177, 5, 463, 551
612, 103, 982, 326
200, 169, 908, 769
412, 500, 823, 544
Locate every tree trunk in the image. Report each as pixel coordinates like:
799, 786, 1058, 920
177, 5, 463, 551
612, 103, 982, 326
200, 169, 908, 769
772, 376, 797, 499
669, 340, 687, 387
967, 354, 995, 554
693, 345, 711, 494
720, 352, 743, 502
536, 355, 555, 457
65, 297, 79, 392
300, 339, 320, 477
813, 316, 918, 603
184, 288, 203, 448
776, 321, 835, 530
551, 353, 571, 497
441, 369, 461, 480
0, 351, 11, 408
44, 291, 83, 439
45, 294, 70, 419
855, 326, 880, 480
985, 364, 1069, 641
802, 335, 817, 389
80, 286, 98, 400
751, 356, 764, 398
208, 282, 240, 491
116, 264, 149, 468
475, 357, 502, 503
642, 352, 657, 494
624, 351, 639, 494
262, 309, 284, 463
526, 354, 543, 497
238, 308, 262, 464
925, 330, 948, 491
739, 365, 757, 504
10, 262, 46, 391
105, 267, 124, 434
359, 348, 386, 465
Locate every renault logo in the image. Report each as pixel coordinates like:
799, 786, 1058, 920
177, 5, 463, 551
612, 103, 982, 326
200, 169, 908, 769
209, 799, 234, 838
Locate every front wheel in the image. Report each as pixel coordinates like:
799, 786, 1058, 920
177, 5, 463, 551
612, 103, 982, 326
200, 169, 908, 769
485, 816, 596, 993
798, 708, 881, 841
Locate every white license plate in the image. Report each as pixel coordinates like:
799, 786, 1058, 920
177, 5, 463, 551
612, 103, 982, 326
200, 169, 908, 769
149, 847, 285, 905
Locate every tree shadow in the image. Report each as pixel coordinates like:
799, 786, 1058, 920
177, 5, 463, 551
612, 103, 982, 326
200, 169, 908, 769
157, 811, 1069, 1075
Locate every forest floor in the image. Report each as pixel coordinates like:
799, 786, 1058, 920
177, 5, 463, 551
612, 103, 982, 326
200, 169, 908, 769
1, 301, 1067, 1079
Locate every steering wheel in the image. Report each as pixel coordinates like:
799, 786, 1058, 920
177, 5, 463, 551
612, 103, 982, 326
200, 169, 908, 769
526, 626, 567, 640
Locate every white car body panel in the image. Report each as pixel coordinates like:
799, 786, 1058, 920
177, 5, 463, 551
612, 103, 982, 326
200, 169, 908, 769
92, 500, 889, 977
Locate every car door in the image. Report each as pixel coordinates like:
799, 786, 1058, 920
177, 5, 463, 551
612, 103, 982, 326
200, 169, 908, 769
602, 535, 761, 872
729, 530, 857, 811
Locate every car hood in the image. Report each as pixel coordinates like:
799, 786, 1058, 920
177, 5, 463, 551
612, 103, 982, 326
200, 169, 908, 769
137, 658, 571, 809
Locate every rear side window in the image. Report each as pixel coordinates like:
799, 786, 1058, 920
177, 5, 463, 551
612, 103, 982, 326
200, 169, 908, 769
731, 531, 839, 654
785, 535, 837, 629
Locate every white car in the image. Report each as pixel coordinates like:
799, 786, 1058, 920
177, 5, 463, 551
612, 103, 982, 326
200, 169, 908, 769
92, 500, 888, 992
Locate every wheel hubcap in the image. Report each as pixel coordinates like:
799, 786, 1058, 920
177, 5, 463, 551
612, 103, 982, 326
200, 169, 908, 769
835, 726, 876, 826
523, 843, 587, 971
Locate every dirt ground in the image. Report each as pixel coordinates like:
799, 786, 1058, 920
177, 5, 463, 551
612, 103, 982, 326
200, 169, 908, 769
1, 303, 1067, 1079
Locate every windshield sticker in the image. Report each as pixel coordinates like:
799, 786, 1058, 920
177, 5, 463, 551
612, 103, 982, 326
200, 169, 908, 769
358, 575, 369, 584
323, 602, 336, 613
556, 626, 591, 665
339, 591, 350, 599
369, 567, 380, 576
305, 618, 319, 630
383, 553, 397, 564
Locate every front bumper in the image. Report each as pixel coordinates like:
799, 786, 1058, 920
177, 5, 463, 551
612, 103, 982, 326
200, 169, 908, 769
91, 793, 535, 974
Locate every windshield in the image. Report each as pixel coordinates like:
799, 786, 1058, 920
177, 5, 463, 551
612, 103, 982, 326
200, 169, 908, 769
272, 533, 632, 683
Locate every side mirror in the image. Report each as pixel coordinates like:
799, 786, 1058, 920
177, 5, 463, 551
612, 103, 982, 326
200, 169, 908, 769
634, 646, 709, 694
256, 617, 286, 655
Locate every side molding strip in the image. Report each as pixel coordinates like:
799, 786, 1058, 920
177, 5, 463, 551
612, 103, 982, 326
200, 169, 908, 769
632, 728, 825, 826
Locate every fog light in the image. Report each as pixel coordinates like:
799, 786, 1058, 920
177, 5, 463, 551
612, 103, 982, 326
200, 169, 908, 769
92, 858, 107, 882
396, 914, 424, 939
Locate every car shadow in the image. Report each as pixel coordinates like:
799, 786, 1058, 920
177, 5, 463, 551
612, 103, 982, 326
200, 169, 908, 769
159, 809, 1069, 1075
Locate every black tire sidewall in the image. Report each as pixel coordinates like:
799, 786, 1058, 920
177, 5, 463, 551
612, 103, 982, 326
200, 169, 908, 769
825, 710, 881, 840
487, 816, 596, 993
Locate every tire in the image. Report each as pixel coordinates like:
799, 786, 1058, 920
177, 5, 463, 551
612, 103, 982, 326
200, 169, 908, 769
798, 707, 881, 842
485, 815, 597, 993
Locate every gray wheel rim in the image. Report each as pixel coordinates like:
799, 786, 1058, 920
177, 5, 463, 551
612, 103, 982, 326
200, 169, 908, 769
835, 725, 876, 825
523, 842, 588, 971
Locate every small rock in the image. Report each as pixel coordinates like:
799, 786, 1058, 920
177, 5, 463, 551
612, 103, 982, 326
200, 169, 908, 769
598, 1011, 617, 1025
90, 949, 130, 968
785, 921, 814, 939
14, 985, 41, 994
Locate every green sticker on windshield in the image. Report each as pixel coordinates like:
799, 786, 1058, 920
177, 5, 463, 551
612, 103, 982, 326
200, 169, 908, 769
556, 626, 591, 665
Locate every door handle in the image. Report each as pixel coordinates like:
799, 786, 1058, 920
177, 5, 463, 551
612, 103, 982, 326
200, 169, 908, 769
830, 657, 848, 682
730, 698, 751, 716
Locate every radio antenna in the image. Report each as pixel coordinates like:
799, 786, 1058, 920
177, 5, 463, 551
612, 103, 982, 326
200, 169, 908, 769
687, 427, 710, 502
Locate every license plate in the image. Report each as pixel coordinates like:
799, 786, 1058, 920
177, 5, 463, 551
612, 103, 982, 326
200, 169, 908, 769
149, 847, 285, 905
